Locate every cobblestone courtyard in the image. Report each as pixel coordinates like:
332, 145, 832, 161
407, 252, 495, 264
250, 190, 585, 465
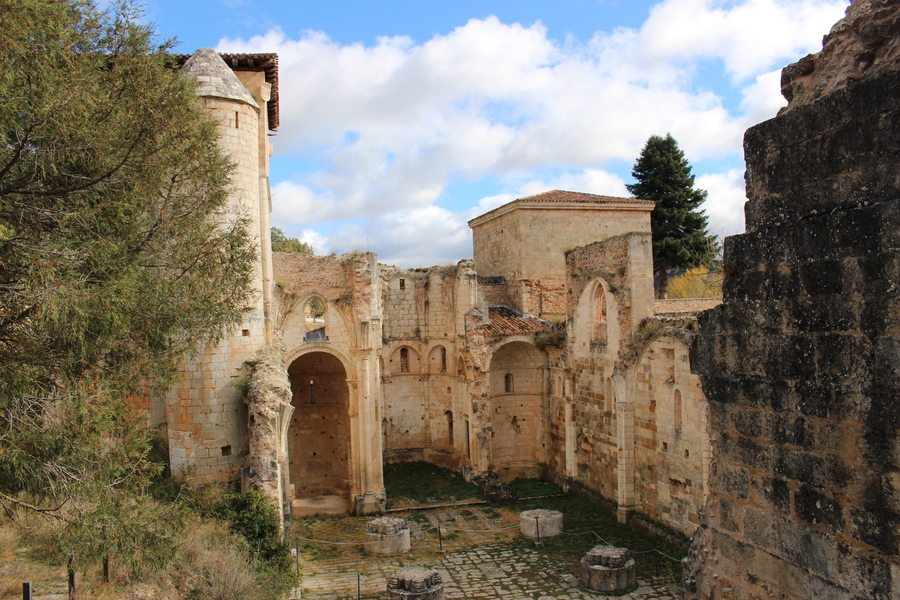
291, 505, 683, 600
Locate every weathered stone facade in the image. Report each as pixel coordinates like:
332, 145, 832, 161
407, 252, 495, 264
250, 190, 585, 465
686, 2, 900, 597
255, 191, 713, 537
157, 52, 713, 541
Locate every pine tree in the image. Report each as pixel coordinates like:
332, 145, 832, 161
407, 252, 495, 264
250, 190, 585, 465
626, 134, 716, 299
0, 0, 256, 559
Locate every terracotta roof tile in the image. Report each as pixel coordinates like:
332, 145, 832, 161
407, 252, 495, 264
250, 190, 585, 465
483, 306, 551, 337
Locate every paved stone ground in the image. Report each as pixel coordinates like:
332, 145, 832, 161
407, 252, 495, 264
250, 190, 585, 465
291, 506, 682, 600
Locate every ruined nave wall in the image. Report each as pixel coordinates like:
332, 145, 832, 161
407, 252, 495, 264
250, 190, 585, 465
380, 263, 477, 467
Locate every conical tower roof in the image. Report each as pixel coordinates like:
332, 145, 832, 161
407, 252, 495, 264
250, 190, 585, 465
181, 48, 259, 108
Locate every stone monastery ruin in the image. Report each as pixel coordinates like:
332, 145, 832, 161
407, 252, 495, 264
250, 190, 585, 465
152, 1, 900, 597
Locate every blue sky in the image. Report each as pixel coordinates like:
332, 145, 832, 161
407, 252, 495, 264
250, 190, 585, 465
141, 0, 849, 267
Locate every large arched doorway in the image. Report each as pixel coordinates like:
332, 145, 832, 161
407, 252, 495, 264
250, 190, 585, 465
488, 341, 545, 479
287, 352, 350, 499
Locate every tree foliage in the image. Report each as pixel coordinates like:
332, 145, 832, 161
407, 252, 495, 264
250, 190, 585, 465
667, 267, 723, 299
270, 226, 313, 254
0, 0, 256, 562
626, 134, 716, 298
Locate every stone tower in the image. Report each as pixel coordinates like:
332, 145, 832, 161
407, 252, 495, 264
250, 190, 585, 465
159, 49, 278, 482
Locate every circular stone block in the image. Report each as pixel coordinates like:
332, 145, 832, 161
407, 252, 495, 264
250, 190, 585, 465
364, 516, 411, 555
519, 509, 563, 539
386, 566, 445, 600
580, 545, 636, 594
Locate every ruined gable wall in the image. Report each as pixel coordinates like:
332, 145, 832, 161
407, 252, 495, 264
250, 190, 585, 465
686, 4, 900, 596
275, 253, 373, 360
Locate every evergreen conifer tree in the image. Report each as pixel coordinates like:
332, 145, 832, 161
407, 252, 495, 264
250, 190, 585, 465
626, 134, 715, 298
0, 0, 256, 561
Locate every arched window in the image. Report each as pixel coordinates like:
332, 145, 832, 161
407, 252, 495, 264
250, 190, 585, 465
504, 373, 514, 393
440, 347, 447, 373
596, 286, 606, 325
400, 348, 409, 373
674, 389, 683, 432
304, 296, 327, 341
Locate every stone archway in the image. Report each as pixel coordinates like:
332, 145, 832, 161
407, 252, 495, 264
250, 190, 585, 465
287, 351, 350, 499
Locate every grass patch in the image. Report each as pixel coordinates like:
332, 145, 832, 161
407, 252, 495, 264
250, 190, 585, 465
383, 462, 480, 507
511, 478, 564, 497
517, 492, 685, 585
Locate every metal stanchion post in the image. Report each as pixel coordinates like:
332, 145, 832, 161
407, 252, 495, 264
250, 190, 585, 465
67, 554, 76, 600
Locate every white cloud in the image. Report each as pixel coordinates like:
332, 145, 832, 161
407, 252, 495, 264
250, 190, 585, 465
638, 0, 848, 81
318, 205, 473, 268
218, 0, 849, 264
740, 69, 787, 126
697, 169, 747, 240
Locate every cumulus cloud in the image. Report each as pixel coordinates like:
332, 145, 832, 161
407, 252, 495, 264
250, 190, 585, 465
218, 0, 848, 265
698, 169, 747, 240
638, 0, 848, 81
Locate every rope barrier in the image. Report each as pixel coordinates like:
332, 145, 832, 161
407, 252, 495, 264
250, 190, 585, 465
358, 572, 390, 599
294, 524, 683, 564
294, 535, 365, 546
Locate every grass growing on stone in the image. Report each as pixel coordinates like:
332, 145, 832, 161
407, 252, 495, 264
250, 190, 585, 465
383, 462, 481, 507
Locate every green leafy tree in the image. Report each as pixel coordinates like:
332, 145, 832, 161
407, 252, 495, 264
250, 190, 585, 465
626, 134, 716, 298
271, 226, 313, 254
0, 0, 256, 563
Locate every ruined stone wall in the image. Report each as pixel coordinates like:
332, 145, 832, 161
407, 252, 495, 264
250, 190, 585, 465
273, 252, 385, 511
555, 234, 655, 510
633, 333, 707, 537
381, 264, 474, 467
547, 233, 708, 532
687, 5, 900, 595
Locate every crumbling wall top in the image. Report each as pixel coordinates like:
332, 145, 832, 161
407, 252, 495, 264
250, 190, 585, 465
781, 0, 900, 112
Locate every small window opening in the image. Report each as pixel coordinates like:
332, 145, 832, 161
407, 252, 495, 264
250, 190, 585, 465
684, 449, 690, 458
399, 278, 405, 290
446, 410, 454, 445
221, 445, 232, 456
400, 348, 409, 373
242, 329, 250, 337
504, 373, 514, 393
440, 347, 447, 373
234, 110, 240, 129
662, 442, 668, 451
309, 380, 316, 404
674, 389, 683, 432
